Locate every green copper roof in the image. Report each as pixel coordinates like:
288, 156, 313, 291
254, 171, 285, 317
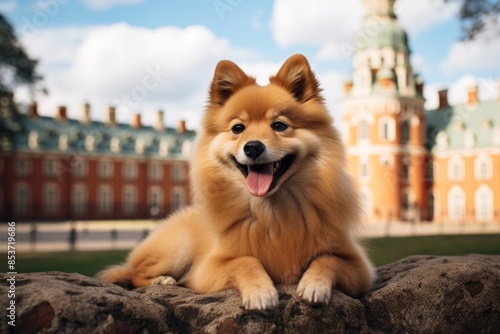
355, 20, 410, 53
426, 99, 500, 152
0, 103, 196, 159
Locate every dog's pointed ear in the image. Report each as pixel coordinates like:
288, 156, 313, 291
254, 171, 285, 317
270, 54, 322, 103
209, 60, 256, 106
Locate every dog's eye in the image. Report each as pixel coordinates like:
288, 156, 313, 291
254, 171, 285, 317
231, 124, 245, 134
271, 121, 288, 132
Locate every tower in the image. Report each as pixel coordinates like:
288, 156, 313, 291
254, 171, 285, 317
341, 0, 428, 222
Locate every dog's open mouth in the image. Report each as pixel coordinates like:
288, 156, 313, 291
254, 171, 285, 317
232, 154, 294, 197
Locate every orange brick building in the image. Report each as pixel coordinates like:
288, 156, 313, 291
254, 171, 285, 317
0, 91, 195, 222
342, 0, 500, 223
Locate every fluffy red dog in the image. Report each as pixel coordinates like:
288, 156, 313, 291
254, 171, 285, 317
97, 54, 375, 310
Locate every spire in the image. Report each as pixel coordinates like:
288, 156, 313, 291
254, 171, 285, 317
363, 0, 396, 21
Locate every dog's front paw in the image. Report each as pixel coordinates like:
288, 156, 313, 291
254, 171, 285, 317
297, 277, 332, 305
241, 286, 279, 311
152, 276, 177, 286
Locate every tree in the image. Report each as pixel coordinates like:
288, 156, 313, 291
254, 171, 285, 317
0, 13, 42, 93
445, 0, 500, 40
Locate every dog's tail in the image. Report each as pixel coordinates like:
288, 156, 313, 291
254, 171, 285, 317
95, 264, 133, 287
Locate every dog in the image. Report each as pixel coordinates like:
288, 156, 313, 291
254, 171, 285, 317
97, 54, 375, 310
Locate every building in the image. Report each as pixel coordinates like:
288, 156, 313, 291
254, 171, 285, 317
342, 0, 500, 223
0, 91, 196, 222
427, 87, 500, 223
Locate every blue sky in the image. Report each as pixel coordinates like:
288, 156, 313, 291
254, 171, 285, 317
1, 0, 499, 129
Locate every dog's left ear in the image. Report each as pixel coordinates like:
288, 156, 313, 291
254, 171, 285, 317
270, 54, 322, 103
209, 60, 256, 106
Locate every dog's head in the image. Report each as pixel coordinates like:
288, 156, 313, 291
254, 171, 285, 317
197, 54, 340, 198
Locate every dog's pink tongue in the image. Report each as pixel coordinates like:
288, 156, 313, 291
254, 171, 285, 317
246, 163, 273, 197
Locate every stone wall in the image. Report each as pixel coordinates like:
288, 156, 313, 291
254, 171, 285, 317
1, 255, 499, 333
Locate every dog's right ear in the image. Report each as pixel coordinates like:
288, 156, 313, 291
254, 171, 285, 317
209, 60, 256, 106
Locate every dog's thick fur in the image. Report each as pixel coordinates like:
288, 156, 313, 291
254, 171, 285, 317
97, 54, 375, 310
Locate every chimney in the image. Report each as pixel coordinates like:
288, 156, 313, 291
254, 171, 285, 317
154, 110, 165, 131
106, 106, 117, 126
29, 102, 38, 117
56, 106, 67, 121
177, 120, 187, 134
438, 89, 448, 110
467, 85, 479, 105
81, 103, 91, 124
132, 113, 142, 128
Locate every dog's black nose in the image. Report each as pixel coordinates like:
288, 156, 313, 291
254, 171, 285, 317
244, 141, 266, 160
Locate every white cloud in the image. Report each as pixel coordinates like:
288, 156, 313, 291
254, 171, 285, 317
15, 24, 248, 130
441, 39, 500, 75
270, 0, 459, 62
270, 0, 363, 60
0, 1, 16, 13
396, 0, 459, 35
81, 0, 144, 10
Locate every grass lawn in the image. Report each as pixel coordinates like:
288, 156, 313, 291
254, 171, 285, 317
4, 234, 500, 277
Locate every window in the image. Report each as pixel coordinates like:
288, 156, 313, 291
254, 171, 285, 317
123, 162, 138, 180
14, 184, 30, 215
73, 160, 88, 178
448, 186, 465, 221
99, 160, 113, 179
135, 139, 145, 154
401, 120, 410, 144
358, 120, 370, 142
15, 157, 31, 177
59, 135, 69, 151
98, 185, 113, 215
149, 186, 163, 216
359, 157, 370, 182
464, 130, 475, 148
436, 131, 448, 150
85, 135, 95, 151
171, 187, 185, 211
111, 137, 121, 153
427, 192, 435, 219
474, 154, 492, 181
123, 186, 136, 214
44, 158, 58, 178
475, 186, 493, 222
43, 184, 59, 214
29, 131, 39, 149
172, 164, 185, 182
379, 117, 395, 141
72, 185, 87, 215
360, 187, 373, 216
182, 140, 192, 156
159, 139, 169, 156
448, 157, 464, 181
401, 159, 410, 182
149, 163, 163, 181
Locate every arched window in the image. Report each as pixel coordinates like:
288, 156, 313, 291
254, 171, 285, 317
475, 186, 493, 222
447, 156, 464, 181
448, 186, 465, 221
379, 116, 395, 141
123, 186, 136, 214
98, 185, 113, 215
358, 120, 370, 142
474, 154, 492, 180
72, 185, 87, 215
360, 187, 373, 216
14, 183, 30, 215
401, 119, 410, 144
43, 184, 60, 214
171, 187, 185, 211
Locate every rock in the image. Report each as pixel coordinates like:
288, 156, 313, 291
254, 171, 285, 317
1, 255, 499, 333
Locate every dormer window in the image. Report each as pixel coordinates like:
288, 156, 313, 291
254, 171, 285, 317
135, 138, 145, 154
59, 135, 68, 151
85, 135, 95, 152
464, 130, 475, 148
159, 139, 169, 156
436, 131, 448, 150
29, 131, 39, 149
182, 140, 192, 156
110, 137, 121, 153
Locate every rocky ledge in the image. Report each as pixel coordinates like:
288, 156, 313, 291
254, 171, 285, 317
1, 255, 499, 334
